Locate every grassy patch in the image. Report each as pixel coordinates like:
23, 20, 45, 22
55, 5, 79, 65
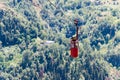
0, 45, 22, 68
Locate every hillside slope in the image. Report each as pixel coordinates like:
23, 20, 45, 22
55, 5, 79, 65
0, 0, 120, 80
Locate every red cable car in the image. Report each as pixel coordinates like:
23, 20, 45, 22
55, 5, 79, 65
70, 19, 79, 58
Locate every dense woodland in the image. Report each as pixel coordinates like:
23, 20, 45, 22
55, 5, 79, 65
0, 0, 120, 80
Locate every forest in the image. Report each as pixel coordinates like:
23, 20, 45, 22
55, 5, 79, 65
0, 0, 120, 80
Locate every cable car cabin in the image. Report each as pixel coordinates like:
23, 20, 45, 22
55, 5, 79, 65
70, 37, 78, 58
70, 19, 79, 58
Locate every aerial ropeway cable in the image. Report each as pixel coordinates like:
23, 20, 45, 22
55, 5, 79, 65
47, 0, 73, 21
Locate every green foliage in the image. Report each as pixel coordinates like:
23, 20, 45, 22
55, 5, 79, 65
21, 50, 33, 69
115, 31, 120, 42
0, 0, 120, 80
